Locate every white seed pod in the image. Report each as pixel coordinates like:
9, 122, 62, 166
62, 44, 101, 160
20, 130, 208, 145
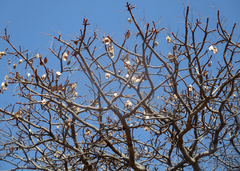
0, 51, 6, 59
19, 59, 23, 64
102, 37, 110, 45
41, 74, 46, 80
73, 91, 78, 97
136, 78, 141, 83
166, 36, 171, 43
42, 99, 46, 105
71, 83, 77, 90
56, 71, 61, 80
124, 100, 132, 109
13, 63, 17, 69
105, 73, 110, 79
208, 45, 214, 51
5, 75, 9, 81
213, 47, 217, 54
1, 82, 5, 90
27, 73, 31, 78
189, 84, 193, 92
113, 92, 118, 98
132, 75, 136, 83
154, 41, 159, 46
62, 52, 68, 61
36, 54, 40, 58
128, 18, 132, 24
107, 45, 114, 53
109, 52, 114, 58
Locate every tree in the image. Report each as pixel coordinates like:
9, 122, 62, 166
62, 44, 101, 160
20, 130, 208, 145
0, 2, 240, 171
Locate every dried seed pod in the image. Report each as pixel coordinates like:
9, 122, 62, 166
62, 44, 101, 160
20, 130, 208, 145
107, 45, 114, 53
30, 75, 35, 82
132, 75, 136, 83
13, 63, 17, 69
27, 73, 31, 78
62, 52, 68, 61
208, 45, 214, 51
19, 59, 23, 64
41, 74, 46, 80
166, 36, 171, 43
109, 52, 114, 58
154, 41, 159, 46
5, 75, 9, 81
42, 99, 46, 105
105, 73, 110, 79
102, 37, 110, 45
1, 82, 5, 90
85, 128, 91, 136
124, 100, 132, 109
128, 18, 132, 24
71, 83, 77, 90
56, 71, 61, 80
125, 30, 130, 39
40, 59, 44, 66
213, 47, 217, 54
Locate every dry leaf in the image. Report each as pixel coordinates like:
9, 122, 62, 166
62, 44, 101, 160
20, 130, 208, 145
124, 54, 129, 61
67, 60, 71, 65
125, 30, 130, 39
51, 86, 56, 92
57, 84, 63, 92
41, 74, 46, 80
208, 61, 212, 67
124, 100, 132, 109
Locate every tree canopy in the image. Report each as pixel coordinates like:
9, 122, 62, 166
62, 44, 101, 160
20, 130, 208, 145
0, 2, 240, 171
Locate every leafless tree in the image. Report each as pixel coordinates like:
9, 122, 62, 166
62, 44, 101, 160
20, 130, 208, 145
0, 2, 240, 171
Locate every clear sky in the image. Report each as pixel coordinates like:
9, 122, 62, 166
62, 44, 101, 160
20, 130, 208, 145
0, 0, 239, 170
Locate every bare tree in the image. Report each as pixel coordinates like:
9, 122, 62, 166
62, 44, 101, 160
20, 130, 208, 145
0, 2, 240, 171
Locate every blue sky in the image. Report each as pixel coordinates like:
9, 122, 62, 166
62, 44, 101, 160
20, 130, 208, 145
0, 0, 240, 170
